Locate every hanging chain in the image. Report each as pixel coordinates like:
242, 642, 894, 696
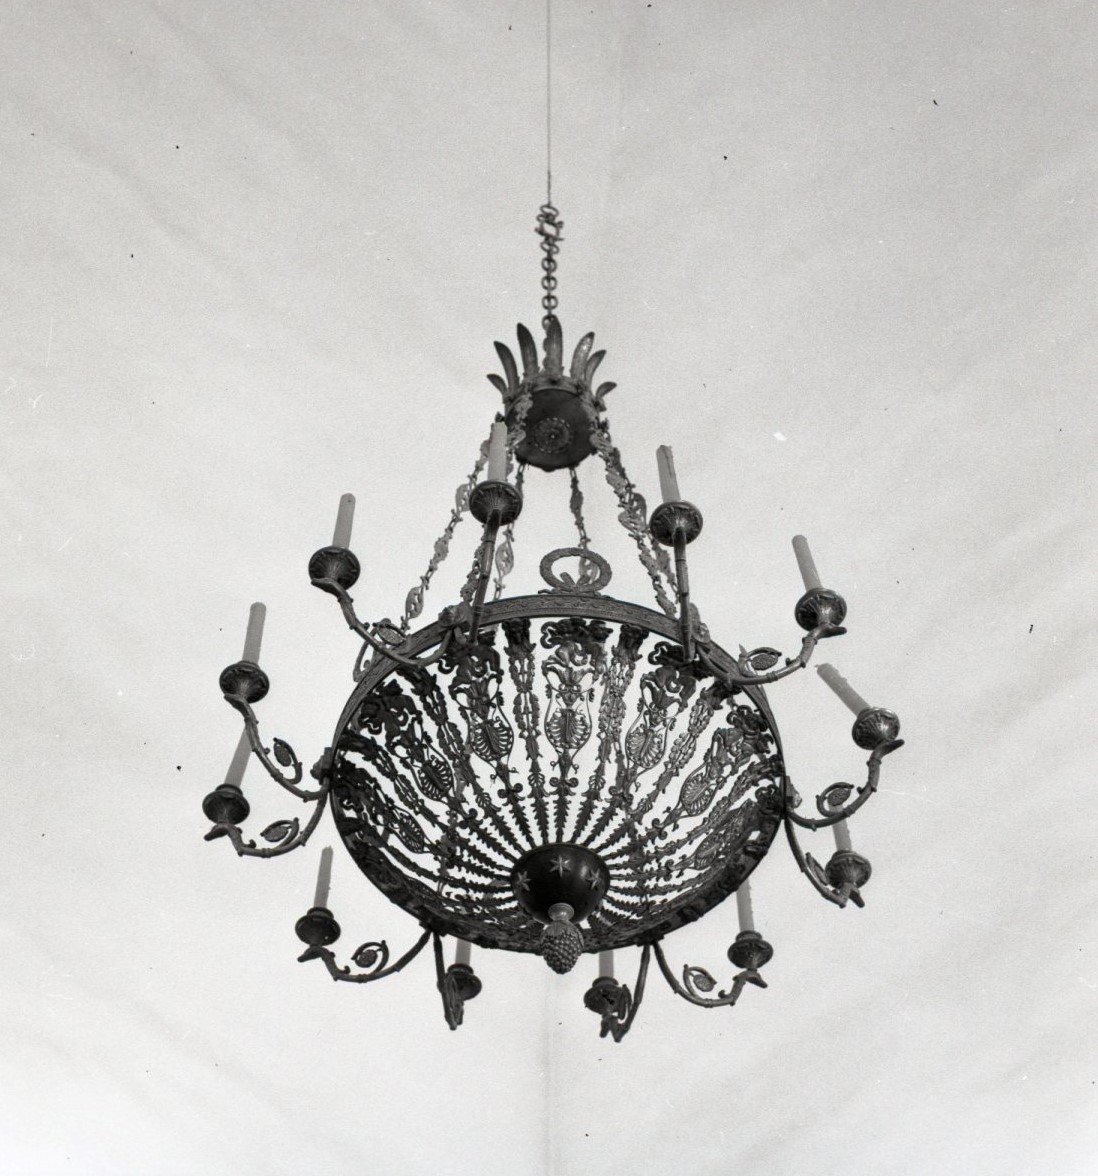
536, 204, 563, 333
400, 440, 489, 630
568, 467, 596, 584
586, 414, 678, 620
492, 462, 525, 600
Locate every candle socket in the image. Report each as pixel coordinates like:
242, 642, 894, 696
794, 587, 847, 631
728, 930, 774, 972
308, 545, 361, 591
851, 707, 901, 749
294, 906, 341, 947
825, 850, 872, 907
469, 480, 523, 526
443, 962, 482, 1003
218, 660, 270, 703
583, 975, 626, 1016
649, 501, 703, 546
202, 782, 250, 825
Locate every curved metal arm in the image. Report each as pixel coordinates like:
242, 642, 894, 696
222, 692, 314, 796
311, 576, 459, 669
784, 738, 904, 832
204, 782, 330, 857
585, 946, 652, 1042
298, 927, 433, 983
696, 621, 846, 687
652, 939, 769, 1009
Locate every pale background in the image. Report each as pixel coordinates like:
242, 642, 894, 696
3, 1, 1096, 1173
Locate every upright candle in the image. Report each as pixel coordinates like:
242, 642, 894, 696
487, 421, 508, 482
833, 819, 853, 854
598, 950, 615, 980
225, 727, 251, 788
332, 493, 356, 549
656, 444, 680, 503
817, 664, 871, 715
242, 602, 266, 664
736, 877, 756, 933
313, 846, 334, 909
792, 534, 822, 591
455, 939, 471, 967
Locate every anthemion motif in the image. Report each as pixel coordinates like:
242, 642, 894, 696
203, 203, 903, 1041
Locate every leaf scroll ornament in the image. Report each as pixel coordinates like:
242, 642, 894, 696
352, 941, 390, 972
273, 738, 294, 767
742, 647, 781, 673
683, 965, 717, 996
261, 818, 300, 844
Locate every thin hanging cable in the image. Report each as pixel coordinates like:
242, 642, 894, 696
537, 0, 562, 333
546, 0, 552, 204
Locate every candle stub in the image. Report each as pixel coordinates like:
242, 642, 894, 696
833, 819, 853, 854
455, 939, 472, 967
792, 535, 822, 591
225, 727, 251, 788
817, 664, 871, 715
487, 421, 508, 482
656, 444, 680, 503
242, 602, 266, 663
313, 846, 334, 909
598, 950, 615, 980
736, 877, 756, 933
332, 493, 356, 549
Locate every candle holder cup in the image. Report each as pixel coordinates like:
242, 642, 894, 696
794, 587, 847, 631
852, 707, 901, 750
469, 480, 523, 526
308, 545, 361, 592
728, 929, 773, 973
649, 501, 703, 546
218, 660, 269, 704
295, 906, 342, 947
825, 850, 872, 907
202, 782, 250, 825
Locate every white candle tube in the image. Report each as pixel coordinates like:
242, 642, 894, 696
313, 846, 334, 909
792, 534, 822, 591
332, 493, 356, 548
656, 444, 680, 502
242, 601, 266, 663
224, 727, 251, 788
736, 877, 756, 933
833, 819, 853, 853
817, 664, 871, 714
487, 421, 508, 482
598, 950, 614, 980
455, 939, 472, 967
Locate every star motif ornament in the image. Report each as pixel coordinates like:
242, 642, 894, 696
549, 854, 571, 876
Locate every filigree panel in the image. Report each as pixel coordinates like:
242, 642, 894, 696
329, 594, 784, 953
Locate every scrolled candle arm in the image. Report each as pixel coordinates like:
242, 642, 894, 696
783, 732, 904, 833
310, 572, 460, 669
297, 923, 433, 984
432, 934, 483, 1030
652, 933, 772, 1008
203, 780, 330, 858
583, 945, 651, 1043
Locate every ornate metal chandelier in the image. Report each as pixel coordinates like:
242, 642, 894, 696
202, 194, 904, 1040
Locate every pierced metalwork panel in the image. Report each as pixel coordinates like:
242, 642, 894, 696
329, 594, 784, 953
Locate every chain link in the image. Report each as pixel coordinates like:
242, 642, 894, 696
536, 203, 563, 332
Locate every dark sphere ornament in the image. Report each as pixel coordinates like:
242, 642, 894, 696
851, 707, 901, 749
794, 587, 847, 631
511, 844, 610, 925
218, 660, 269, 703
308, 545, 361, 591
295, 906, 341, 947
202, 783, 250, 825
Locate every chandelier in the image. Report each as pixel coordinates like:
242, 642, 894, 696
202, 192, 903, 1040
